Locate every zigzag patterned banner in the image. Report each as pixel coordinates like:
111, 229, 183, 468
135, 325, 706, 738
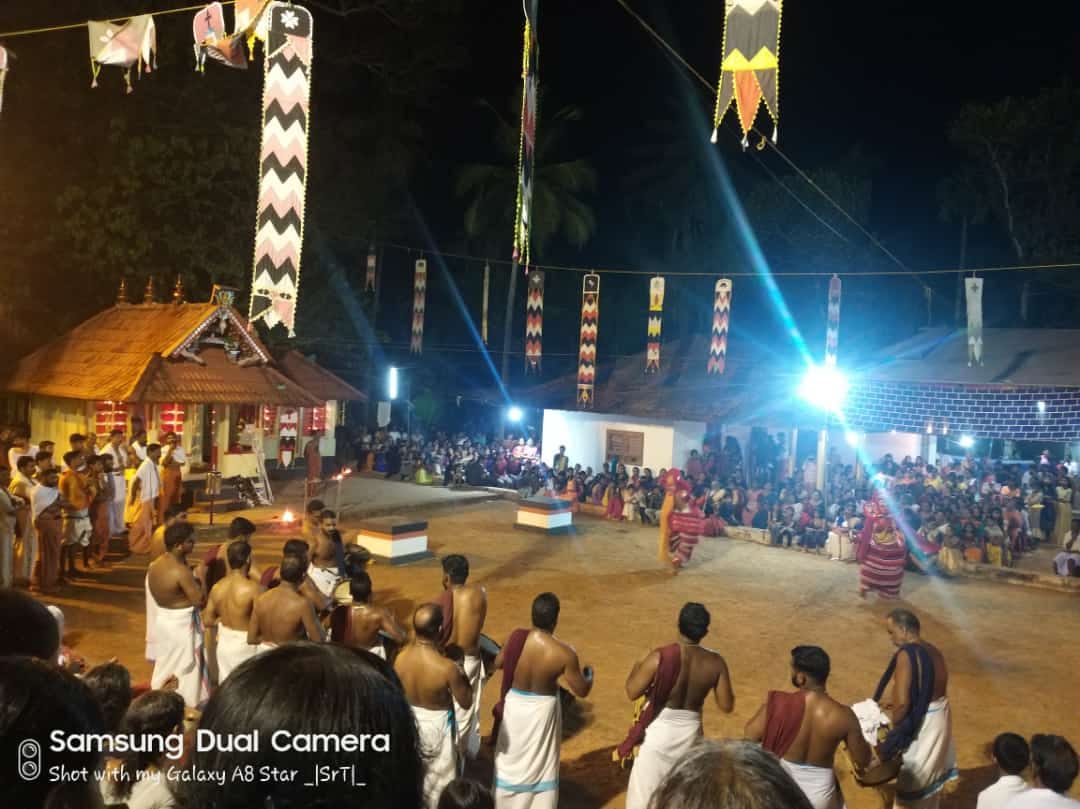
365, 245, 377, 292
411, 259, 427, 354
708, 278, 732, 375
825, 274, 841, 367
646, 276, 664, 373
248, 1, 312, 336
525, 270, 544, 373
577, 273, 600, 409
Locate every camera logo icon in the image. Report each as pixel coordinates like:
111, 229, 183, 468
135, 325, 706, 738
18, 739, 41, 781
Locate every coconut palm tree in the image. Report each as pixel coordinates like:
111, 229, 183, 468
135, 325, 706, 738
456, 98, 597, 383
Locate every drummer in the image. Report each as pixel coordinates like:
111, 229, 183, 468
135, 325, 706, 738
432, 554, 488, 760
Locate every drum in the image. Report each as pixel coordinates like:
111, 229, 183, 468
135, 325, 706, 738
846, 725, 901, 786
479, 633, 500, 676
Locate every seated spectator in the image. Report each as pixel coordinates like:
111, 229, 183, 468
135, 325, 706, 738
100, 689, 185, 809
978, 732, 1030, 809
176, 641, 424, 809
649, 739, 813, 809
83, 661, 133, 736
0, 656, 106, 808
1006, 735, 1079, 809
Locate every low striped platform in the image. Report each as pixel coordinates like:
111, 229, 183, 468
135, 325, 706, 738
515, 497, 575, 535
355, 516, 433, 565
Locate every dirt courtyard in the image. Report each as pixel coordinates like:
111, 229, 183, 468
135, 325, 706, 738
50, 499, 1079, 808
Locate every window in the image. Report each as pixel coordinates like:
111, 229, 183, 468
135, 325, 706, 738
228, 404, 258, 452
95, 401, 129, 438
158, 403, 185, 438
302, 405, 326, 436
606, 430, 645, 466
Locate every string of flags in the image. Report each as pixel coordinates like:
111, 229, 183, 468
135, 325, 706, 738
88, 14, 157, 93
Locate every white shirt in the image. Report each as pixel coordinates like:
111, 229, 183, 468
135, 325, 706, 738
979, 775, 1030, 809
99, 443, 130, 473
132, 441, 148, 462
31, 483, 60, 520
134, 458, 161, 502
1006, 788, 1080, 809
7, 445, 38, 472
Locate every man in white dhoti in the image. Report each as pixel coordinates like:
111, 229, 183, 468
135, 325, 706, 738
147, 521, 208, 707
9, 455, 38, 586
97, 429, 129, 536
746, 645, 872, 809
128, 445, 161, 555
875, 609, 958, 809
308, 509, 343, 600
491, 592, 594, 809
203, 540, 262, 685
1005, 734, 1078, 809
393, 603, 472, 809
624, 603, 735, 809
432, 554, 488, 759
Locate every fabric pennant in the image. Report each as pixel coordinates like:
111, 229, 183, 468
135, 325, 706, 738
248, 1, 313, 336
525, 270, 544, 373
411, 259, 427, 354
646, 276, 664, 373
825, 274, 841, 367
89, 14, 157, 94
512, 0, 540, 267
577, 273, 600, 409
711, 0, 782, 145
965, 277, 983, 367
234, 0, 272, 59
0, 46, 9, 119
365, 245, 377, 292
193, 3, 227, 72
481, 261, 490, 344
708, 278, 732, 375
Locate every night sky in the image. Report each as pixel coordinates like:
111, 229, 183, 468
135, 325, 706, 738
2, 1, 1079, 393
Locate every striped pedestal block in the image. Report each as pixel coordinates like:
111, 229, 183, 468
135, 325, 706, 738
356, 516, 432, 566
515, 497, 575, 535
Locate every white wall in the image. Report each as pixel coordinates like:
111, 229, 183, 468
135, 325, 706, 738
828, 430, 924, 469
541, 410, 706, 473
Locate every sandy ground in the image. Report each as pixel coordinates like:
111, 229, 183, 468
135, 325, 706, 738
48, 499, 1079, 808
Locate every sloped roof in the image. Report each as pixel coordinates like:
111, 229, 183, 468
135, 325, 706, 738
275, 350, 366, 401
860, 327, 1080, 386
1, 302, 340, 406
140, 348, 322, 405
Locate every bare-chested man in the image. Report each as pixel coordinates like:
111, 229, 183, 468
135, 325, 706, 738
434, 554, 488, 758
394, 603, 472, 809
491, 592, 593, 809
745, 645, 871, 809
329, 570, 406, 659
145, 505, 188, 663
204, 540, 263, 684
874, 609, 957, 809
147, 522, 208, 707
260, 539, 333, 616
247, 553, 323, 649
197, 516, 260, 594
308, 509, 343, 600
624, 602, 735, 809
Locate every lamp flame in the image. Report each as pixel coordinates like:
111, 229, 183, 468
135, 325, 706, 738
281, 509, 296, 524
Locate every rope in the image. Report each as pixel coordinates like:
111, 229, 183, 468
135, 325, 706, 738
0, 2, 236, 39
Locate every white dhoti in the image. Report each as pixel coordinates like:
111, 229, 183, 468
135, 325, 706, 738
494, 689, 561, 809
894, 697, 958, 809
365, 642, 387, 660
455, 653, 483, 759
308, 565, 340, 599
413, 705, 459, 809
150, 603, 210, 708
625, 707, 703, 809
780, 760, 844, 809
144, 574, 159, 662
109, 472, 126, 535
215, 625, 257, 684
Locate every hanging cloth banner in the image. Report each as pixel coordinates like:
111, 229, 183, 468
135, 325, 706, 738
88, 14, 157, 94
481, 262, 490, 344
646, 276, 665, 373
577, 273, 600, 409
365, 245, 377, 292
234, 0, 272, 59
248, 1, 313, 337
825, 274, 841, 367
411, 258, 427, 354
195, 1, 249, 70
512, 0, 540, 267
711, 0, 782, 147
965, 277, 984, 366
525, 271, 544, 373
0, 46, 9, 119
708, 279, 732, 375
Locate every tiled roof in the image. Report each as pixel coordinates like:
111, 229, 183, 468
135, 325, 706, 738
276, 350, 366, 401
140, 348, 323, 405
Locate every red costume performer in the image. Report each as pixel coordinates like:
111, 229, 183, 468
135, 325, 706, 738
668, 481, 705, 572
